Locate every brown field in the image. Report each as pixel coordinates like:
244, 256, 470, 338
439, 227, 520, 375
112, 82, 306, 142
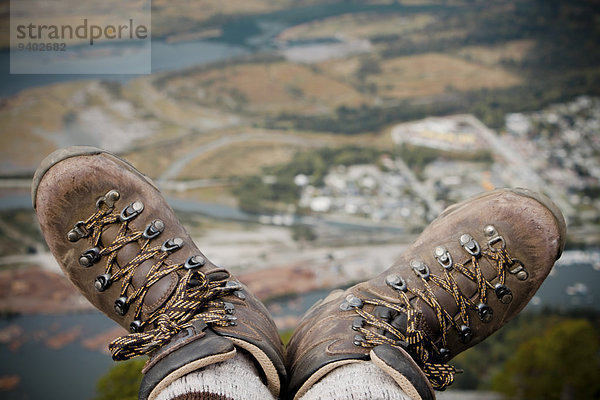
454, 39, 536, 66
277, 12, 435, 41
317, 57, 363, 81
152, 0, 290, 28
0, 81, 90, 173
406, 28, 470, 45
179, 140, 301, 179
171, 129, 394, 180
122, 79, 240, 136
122, 129, 236, 178
121, 142, 191, 179
164, 62, 365, 115
122, 125, 393, 184
371, 53, 522, 99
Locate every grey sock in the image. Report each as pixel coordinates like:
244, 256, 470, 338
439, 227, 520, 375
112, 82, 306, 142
299, 361, 415, 400
155, 352, 275, 400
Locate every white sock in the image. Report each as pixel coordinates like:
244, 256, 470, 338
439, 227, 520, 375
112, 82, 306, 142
155, 354, 415, 400
155, 352, 275, 400
299, 361, 414, 400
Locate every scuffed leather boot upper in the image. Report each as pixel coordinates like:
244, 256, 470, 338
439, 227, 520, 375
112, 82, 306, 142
286, 189, 566, 400
33, 147, 286, 400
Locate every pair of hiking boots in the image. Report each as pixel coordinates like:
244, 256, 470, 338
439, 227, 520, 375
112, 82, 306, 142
33, 147, 566, 400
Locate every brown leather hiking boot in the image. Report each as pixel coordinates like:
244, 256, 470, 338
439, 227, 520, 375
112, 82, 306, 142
32, 147, 286, 400
286, 188, 566, 400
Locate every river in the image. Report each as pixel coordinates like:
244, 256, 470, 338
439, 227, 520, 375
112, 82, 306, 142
0, 312, 117, 400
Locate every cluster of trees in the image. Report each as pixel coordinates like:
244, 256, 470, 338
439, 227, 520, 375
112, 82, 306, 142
267, 100, 466, 134
95, 358, 145, 400
451, 310, 600, 399
396, 143, 493, 174
492, 318, 600, 399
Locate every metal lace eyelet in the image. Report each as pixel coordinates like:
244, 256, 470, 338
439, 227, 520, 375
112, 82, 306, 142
477, 303, 493, 323
488, 235, 506, 251
484, 225, 498, 237
508, 259, 528, 281
410, 259, 430, 280
386, 274, 407, 292
219, 281, 245, 300
224, 281, 242, 291
96, 190, 120, 209
79, 247, 101, 267
459, 324, 473, 343
352, 317, 365, 331
353, 334, 366, 346
143, 220, 165, 240
485, 225, 506, 252
160, 237, 184, 253
234, 291, 246, 300
130, 320, 143, 333
439, 347, 451, 362
94, 273, 112, 292
114, 296, 129, 316
184, 255, 206, 270
119, 201, 144, 222
346, 294, 363, 309
494, 283, 513, 304
67, 221, 89, 242
460, 234, 481, 257
434, 246, 453, 270
223, 302, 235, 314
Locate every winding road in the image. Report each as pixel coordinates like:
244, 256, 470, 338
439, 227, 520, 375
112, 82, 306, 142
157, 132, 328, 182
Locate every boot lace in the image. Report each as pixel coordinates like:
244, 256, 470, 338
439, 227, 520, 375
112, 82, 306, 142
67, 190, 239, 361
343, 226, 527, 390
